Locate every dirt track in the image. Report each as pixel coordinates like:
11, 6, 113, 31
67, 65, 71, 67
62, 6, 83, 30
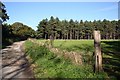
1, 41, 34, 79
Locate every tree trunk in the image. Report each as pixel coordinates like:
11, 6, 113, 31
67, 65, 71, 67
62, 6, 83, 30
70, 30, 72, 39
106, 33, 109, 39
113, 32, 116, 39
110, 33, 112, 39
50, 35, 54, 48
67, 32, 68, 39
74, 30, 76, 39
77, 33, 79, 40
87, 33, 89, 39
76, 30, 79, 40
91, 34, 92, 39
45, 34, 47, 39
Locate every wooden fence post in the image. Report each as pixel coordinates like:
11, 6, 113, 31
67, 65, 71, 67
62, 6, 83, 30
93, 30, 103, 72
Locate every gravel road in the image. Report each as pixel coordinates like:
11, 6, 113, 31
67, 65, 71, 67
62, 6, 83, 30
1, 41, 34, 80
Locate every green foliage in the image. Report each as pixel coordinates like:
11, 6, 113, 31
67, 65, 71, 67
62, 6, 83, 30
2, 23, 14, 48
39, 40, 94, 64
24, 40, 108, 78
25, 41, 49, 59
101, 40, 120, 79
0, 1, 9, 22
2, 22, 36, 48
11, 22, 36, 39
37, 16, 120, 40
37, 39, 120, 79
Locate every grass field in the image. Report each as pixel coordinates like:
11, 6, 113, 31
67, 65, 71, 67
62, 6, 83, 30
24, 39, 120, 79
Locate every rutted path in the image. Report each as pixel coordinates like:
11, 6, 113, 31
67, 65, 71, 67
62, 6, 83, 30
1, 41, 34, 79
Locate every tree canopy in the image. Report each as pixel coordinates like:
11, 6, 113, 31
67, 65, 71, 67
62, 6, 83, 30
0, 1, 9, 23
2, 22, 35, 48
37, 16, 120, 39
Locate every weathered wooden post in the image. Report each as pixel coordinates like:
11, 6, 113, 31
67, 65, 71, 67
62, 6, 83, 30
93, 30, 103, 72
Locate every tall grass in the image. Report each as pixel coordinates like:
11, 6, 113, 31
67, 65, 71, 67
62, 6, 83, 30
24, 40, 108, 78
38, 40, 94, 65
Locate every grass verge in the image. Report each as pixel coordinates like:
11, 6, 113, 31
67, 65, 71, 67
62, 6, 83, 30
24, 40, 108, 78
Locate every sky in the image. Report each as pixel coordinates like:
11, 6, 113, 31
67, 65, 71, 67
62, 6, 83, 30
1, 0, 120, 2
3, 2, 118, 30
